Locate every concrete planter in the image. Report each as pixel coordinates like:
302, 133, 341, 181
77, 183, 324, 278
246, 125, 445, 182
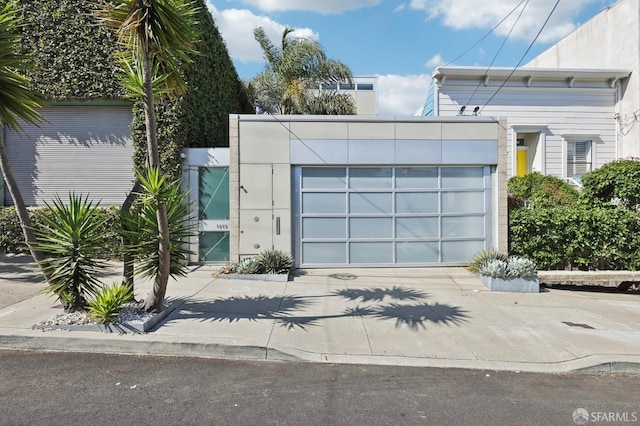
478, 275, 540, 293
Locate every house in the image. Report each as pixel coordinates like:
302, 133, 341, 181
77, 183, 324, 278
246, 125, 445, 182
427, 67, 631, 183
526, 0, 640, 160
316, 76, 379, 114
182, 115, 508, 267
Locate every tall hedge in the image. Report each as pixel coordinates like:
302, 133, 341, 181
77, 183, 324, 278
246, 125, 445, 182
8, 0, 253, 179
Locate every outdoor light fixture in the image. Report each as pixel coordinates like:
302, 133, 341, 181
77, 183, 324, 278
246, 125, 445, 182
458, 105, 466, 115
473, 106, 480, 115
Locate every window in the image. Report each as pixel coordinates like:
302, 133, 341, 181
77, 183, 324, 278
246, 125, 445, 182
356, 83, 373, 91
567, 140, 592, 178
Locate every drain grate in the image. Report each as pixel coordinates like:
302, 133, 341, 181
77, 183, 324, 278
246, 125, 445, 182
562, 321, 595, 329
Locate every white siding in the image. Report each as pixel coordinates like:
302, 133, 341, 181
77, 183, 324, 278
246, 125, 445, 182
437, 86, 617, 177
5, 105, 134, 207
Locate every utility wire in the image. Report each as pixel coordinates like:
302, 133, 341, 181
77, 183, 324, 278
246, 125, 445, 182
480, 0, 562, 112
441, 0, 529, 68
466, 0, 530, 107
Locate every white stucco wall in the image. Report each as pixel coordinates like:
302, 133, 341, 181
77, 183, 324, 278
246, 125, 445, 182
526, 0, 640, 158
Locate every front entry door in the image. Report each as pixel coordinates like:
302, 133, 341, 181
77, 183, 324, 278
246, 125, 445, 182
198, 167, 230, 262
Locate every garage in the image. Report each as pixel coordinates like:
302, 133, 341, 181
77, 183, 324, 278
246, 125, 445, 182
294, 165, 492, 267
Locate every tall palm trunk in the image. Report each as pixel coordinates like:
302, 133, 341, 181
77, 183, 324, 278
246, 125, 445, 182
0, 129, 47, 279
140, 50, 171, 313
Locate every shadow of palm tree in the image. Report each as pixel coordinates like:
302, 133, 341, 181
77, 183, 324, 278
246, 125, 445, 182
333, 286, 429, 302
371, 303, 469, 330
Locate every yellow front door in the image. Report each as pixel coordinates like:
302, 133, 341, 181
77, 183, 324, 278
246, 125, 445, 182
516, 148, 527, 177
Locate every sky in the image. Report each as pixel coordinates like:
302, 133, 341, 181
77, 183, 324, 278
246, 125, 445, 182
206, 0, 619, 115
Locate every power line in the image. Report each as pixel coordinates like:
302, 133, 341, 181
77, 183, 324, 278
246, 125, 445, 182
466, 0, 530, 107
441, 0, 529, 68
480, 0, 562, 112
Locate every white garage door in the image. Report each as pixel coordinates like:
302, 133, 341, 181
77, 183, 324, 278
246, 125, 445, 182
295, 166, 492, 267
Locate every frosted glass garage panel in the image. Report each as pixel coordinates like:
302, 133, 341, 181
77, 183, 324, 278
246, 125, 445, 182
303, 242, 346, 264
349, 167, 392, 189
396, 217, 439, 238
350, 242, 393, 263
395, 167, 438, 188
441, 167, 484, 188
396, 242, 439, 263
442, 240, 485, 262
302, 218, 346, 238
349, 217, 392, 238
349, 193, 392, 213
441, 192, 485, 213
302, 167, 346, 188
302, 193, 346, 213
396, 192, 438, 214
442, 216, 485, 238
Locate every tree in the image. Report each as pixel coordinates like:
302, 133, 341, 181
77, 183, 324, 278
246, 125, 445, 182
249, 27, 355, 115
96, 0, 199, 313
0, 1, 48, 271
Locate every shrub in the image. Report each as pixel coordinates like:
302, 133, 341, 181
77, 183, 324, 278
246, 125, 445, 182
467, 248, 508, 273
255, 249, 293, 274
87, 282, 134, 324
580, 159, 640, 210
236, 257, 262, 274
34, 193, 110, 311
508, 172, 579, 209
478, 259, 508, 278
506, 256, 538, 278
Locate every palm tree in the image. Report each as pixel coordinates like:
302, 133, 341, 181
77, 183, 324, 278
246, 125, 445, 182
0, 1, 47, 271
250, 27, 355, 115
96, 0, 199, 313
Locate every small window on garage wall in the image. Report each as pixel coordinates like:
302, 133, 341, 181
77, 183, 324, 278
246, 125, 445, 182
566, 140, 592, 179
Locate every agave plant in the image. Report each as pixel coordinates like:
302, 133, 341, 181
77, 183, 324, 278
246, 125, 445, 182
506, 256, 538, 278
87, 282, 134, 324
478, 259, 509, 278
236, 257, 263, 274
468, 248, 509, 273
35, 193, 110, 311
121, 168, 194, 281
255, 249, 293, 274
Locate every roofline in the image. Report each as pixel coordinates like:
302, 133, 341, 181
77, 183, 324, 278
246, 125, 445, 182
432, 66, 632, 80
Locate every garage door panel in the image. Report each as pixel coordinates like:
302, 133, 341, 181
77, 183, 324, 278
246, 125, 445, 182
302, 193, 346, 214
349, 193, 392, 213
442, 240, 485, 263
396, 242, 439, 263
350, 242, 393, 264
303, 242, 346, 264
396, 217, 439, 238
302, 217, 346, 238
396, 192, 438, 213
349, 217, 393, 238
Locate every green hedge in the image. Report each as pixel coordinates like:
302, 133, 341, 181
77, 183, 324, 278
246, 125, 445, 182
0, 206, 122, 260
509, 206, 640, 270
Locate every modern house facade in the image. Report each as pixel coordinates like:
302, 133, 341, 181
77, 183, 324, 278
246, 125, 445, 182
182, 115, 508, 267
429, 67, 631, 182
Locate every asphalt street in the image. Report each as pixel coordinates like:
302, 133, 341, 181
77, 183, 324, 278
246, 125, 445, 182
1, 351, 639, 425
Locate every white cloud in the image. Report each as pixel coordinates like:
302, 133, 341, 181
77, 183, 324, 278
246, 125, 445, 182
207, 3, 318, 64
393, 3, 406, 13
241, 0, 381, 14
376, 74, 432, 116
425, 54, 444, 68
409, 0, 602, 43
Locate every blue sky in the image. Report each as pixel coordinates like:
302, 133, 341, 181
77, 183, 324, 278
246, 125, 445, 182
207, 0, 619, 115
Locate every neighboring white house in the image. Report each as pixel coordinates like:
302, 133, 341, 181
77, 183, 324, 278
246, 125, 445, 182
429, 67, 631, 183
526, 0, 640, 159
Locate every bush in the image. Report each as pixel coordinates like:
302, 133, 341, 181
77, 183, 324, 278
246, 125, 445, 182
467, 248, 508, 274
509, 206, 640, 270
255, 249, 294, 274
87, 282, 134, 324
508, 172, 579, 209
580, 159, 640, 210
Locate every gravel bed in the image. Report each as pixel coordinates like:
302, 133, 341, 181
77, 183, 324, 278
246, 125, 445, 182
38, 302, 155, 326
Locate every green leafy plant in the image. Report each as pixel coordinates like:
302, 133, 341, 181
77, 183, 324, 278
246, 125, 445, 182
255, 249, 293, 274
508, 172, 579, 209
34, 193, 110, 311
478, 259, 508, 278
235, 257, 262, 274
121, 168, 194, 280
580, 159, 640, 210
87, 282, 134, 324
467, 248, 508, 273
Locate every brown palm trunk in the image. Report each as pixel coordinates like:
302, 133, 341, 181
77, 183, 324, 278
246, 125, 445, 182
0, 128, 48, 282
140, 51, 171, 313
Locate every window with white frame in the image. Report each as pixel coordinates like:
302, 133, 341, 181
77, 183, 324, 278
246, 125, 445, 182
567, 140, 592, 178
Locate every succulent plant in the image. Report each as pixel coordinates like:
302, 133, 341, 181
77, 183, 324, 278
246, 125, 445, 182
478, 259, 509, 278
506, 256, 538, 278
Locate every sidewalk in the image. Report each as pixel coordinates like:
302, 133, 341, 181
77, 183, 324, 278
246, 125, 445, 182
0, 255, 639, 373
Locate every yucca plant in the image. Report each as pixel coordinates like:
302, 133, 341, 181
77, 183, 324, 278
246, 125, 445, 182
121, 168, 194, 282
255, 249, 293, 274
87, 282, 134, 324
35, 193, 110, 312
